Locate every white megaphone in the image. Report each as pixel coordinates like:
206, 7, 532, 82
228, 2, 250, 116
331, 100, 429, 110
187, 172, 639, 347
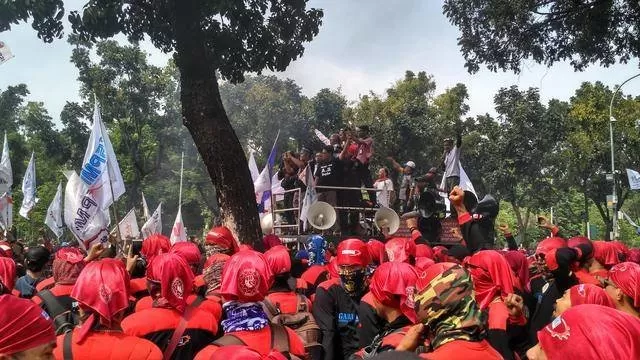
261, 214, 274, 234
374, 206, 400, 235
307, 201, 337, 230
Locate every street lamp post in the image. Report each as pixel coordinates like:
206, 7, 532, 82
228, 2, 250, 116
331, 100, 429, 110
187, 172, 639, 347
608, 72, 640, 240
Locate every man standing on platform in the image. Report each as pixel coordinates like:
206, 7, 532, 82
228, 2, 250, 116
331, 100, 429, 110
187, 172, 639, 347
442, 132, 462, 193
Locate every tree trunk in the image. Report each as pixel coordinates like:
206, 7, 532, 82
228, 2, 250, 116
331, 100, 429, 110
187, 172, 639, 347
512, 203, 526, 245
171, 0, 263, 250
594, 201, 611, 240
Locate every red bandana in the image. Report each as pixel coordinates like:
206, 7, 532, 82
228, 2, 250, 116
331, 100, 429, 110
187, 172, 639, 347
264, 245, 291, 275
415, 244, 434, 259
0, 257, 16, 291
465, 250, 520, 309
0, 294, 55, 355
53, 247, 86, 285
370, 262, 418, 322
569, 284, 615, 308
146, 253, 194, 312
141, 234, 171, 264
367, 240, 387, 265
609, 262, 640, 308
205, 226, 239, 254
170, 242, 201, 266
593, 241, 621, 267
220, 250, 272, 302
384, 237, 416, 264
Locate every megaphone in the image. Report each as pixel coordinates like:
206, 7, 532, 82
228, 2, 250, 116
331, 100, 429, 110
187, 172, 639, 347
374, 206, 400, 235
261, 214, 274, 234
307, 201, 336, 230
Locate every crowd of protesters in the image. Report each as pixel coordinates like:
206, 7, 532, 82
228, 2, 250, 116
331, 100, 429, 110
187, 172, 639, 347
1, 183, 640, 360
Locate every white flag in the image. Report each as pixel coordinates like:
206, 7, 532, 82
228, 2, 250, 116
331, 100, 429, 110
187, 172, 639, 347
314, 129, 331, 146
0, 192, 12, 231
113, 208, 140, 240
19, 152, 38, 219
248, 152, 260, 183
141, 191, 151, 221
45, 182, 64, 238
170, 207, 187, 244
142, 202, 162, 238
300, 163, 317, 231
64, 171, 109, 251
80, 100, 125, 210
0, 42, 14, 65
0, 132, 12, 194
627, 169, 640, 190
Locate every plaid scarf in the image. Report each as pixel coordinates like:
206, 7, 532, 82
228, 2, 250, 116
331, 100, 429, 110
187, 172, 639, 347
414, 264, 486, 349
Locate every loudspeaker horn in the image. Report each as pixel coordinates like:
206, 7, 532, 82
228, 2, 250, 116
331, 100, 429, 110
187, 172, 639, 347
307, 201, 336, 230
374, 206, 400, 235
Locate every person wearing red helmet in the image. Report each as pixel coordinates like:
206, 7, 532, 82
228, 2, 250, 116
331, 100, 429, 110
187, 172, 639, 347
0, 294, 56, 360
313, 239, 370, 360
122, 253, 219, 359
354, 262, 418, 359
53, 259, 162, 360
195, 249, 306, 359
603, 262, 640, 318
204, 226, 239, 257
527, 304, 640, 360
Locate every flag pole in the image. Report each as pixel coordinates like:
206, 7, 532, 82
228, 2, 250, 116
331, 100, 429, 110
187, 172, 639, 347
178, 152, 184, 209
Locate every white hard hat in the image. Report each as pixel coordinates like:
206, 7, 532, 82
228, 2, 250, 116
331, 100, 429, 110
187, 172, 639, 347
405, 161, 416, 169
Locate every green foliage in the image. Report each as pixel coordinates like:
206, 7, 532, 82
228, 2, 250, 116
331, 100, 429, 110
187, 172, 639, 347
442, 0, 640, 73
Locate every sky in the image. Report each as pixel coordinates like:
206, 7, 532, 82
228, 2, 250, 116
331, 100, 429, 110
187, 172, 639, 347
1, 0, 640, 124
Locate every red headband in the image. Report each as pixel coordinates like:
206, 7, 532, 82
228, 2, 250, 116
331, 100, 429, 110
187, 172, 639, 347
0, 295, 55, 355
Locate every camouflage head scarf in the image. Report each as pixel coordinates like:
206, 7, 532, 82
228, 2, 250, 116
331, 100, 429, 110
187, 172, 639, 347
414, 263, 486, 349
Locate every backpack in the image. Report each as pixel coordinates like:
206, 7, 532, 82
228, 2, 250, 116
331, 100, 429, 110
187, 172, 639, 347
212, 323, 305, 360
263, 294, 323, 357
36, 289, 80, 335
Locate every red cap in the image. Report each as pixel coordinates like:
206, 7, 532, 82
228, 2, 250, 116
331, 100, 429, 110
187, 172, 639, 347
0, 257, 16, 291
220, 250, 273, 302
609, 262, 640, 308
0, 294, 55, 355
336, 239, 370, 267
146, 253, 194, 313
53, 247, 86, 285
264, 245, 292, 275
385, 238, 416, 263
72, 259, 130, 342
141, 234, 171, 263
205, 226, 239, 254
569, 284, 615, 308
170, 242, 201, 266
370, 262, 418, 322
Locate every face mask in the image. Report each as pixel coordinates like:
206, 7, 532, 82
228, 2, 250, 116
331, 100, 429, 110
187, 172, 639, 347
339, 267, 367, 297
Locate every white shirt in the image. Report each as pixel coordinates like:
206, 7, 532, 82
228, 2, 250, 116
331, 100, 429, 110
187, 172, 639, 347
374, 179, 394, 208
444, 146, 461, 178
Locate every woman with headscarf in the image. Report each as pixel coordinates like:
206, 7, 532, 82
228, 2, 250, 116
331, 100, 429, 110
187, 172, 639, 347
31, 247, 86, 334
0, 257, 16, 295
465, 250, 525, 359
52, 259, 162, 360
122, 253, 219, 359
396, 263, 502, 359
313, 239, 371, 360
603, 261, 640, 317
553, 283, 615, 317
195, 249, 306, 359
0, 294, 56, 360
354, 262, 418, 359
204, 226, 239, 258
527, 304, 640, 360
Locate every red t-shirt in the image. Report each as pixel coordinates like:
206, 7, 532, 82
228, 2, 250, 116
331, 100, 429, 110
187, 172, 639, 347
420, 339, 502, 360
194, 327, 306, 360
53, 328, 163, 360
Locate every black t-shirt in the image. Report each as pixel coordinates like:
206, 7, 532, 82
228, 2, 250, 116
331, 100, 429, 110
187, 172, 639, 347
315, 159, 343, 190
